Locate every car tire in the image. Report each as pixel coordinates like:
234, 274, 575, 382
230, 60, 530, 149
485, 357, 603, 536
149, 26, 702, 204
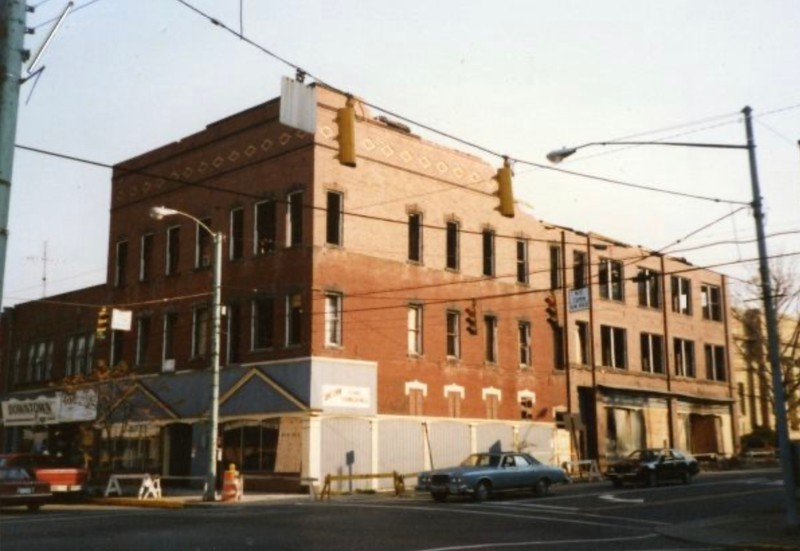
27, 503, 41, 513
533, 478, 550, 498
432, 492, 448, 503
473, 481, 491, 502
681, 471, 692, 485
646, 471, 658, 487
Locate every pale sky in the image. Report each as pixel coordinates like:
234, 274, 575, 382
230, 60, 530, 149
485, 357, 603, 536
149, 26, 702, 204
6, 0, 800, 308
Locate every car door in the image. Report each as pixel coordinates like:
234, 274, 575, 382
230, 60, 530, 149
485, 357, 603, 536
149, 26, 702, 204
659, 450, 679, 481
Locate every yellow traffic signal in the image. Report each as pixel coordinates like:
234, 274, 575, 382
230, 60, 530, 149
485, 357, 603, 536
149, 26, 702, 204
96, 306, 109, 340
337, 97, 357, 167
494, 158, 514, 218
465, 302, 478, 336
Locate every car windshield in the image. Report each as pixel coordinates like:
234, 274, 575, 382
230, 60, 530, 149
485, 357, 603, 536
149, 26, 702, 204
629, 449, 659, 462
460, 454, 500, 467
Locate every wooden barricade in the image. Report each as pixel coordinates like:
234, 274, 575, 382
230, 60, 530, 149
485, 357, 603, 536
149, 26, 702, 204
318, 471, 405, 500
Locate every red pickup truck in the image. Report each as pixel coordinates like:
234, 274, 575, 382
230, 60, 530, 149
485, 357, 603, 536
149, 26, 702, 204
0, 453, 88, 494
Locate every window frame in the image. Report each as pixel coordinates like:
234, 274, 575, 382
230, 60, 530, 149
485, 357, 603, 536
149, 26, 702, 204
139, 233, 154, 282
254, 199, 277, 255
229, 207, 244, 261
115, 239, 129, 288
704, 344, 727, 381
701, 284, 723, 321
671, 276, 692, 315
446, 310, 460, 359
516, 239, 528, 284
407, 304, 423, 356
637, 268, 661, 309
640, 332, 665, 374
192, 304, 210, 358
166, 225, 181, 276
251, 297, 275, 350
598, 257, 624, 301
445, 220, 460, 271
573, 250, 587, 289
482, 229, 495, 277
408, 212, 423, 263
324, 292, 343, 347
674, 337, 696, 378
286, 292, 303, 346
325, 191, 344, 246
484, 315, 498, 364
549, 245, 562, 290
286, 190, 304, 248
518, 320, 531, 368
600, 324, 627, 369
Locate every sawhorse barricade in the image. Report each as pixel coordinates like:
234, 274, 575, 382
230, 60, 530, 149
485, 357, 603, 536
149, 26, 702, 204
561, 460, 603, 482
318, 471, 405, 500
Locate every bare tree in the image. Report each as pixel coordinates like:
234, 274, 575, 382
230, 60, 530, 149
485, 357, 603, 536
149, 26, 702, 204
733, 260, 800, 435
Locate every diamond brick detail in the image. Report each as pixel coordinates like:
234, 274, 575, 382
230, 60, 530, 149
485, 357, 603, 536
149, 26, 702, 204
381, 144, 395, 157
418, 157, 431, 169
228, 150, 240, 162
261, 139, 273, 151
400, 151, 413, 163
436, 161, 448, 173
198, 161, 208, 173
244, 145, 257, 157
279, 133, 291, 145
320, 126, 334, 139
363, 138, 376, 151
212, 157, 224, 168
182, 167, 193, 178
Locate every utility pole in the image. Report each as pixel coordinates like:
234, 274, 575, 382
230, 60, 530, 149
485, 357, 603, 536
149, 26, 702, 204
0, 0, 28, 309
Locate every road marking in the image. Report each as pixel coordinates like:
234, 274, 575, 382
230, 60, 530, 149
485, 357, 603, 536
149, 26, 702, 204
599, 493, 645, 504
409, 533, 657, 551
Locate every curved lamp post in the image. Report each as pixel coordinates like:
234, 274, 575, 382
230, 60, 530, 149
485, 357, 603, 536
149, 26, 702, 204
150, 205, 223, 502
547, 106, 798, 525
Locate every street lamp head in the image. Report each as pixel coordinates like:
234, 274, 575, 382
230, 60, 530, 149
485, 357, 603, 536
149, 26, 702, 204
150, 205, 179, 221
546, 147, 578, 164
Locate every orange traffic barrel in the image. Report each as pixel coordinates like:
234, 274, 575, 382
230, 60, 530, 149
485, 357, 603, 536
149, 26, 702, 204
221, 464, 241, 502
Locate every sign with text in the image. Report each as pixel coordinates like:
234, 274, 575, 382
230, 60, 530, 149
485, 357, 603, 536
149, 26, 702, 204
568, 288, 590, 312
322, 385, 371, 409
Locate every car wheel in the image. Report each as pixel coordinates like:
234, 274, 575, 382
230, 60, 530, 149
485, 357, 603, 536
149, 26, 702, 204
646, 471, 658, 487
431, 492, 448, 503
681, 471, 692, 485
533, 478, 550, 498
473, 481, 491, 502
27, 503, 41, 513
612, 479, 624, 488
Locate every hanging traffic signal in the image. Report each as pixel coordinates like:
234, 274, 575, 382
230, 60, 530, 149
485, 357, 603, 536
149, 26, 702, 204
494, 158, 515, 218
96, 306, 109, 340
465, 301, 478, 335
545, 293, 558, 325
337, 97, 357, 167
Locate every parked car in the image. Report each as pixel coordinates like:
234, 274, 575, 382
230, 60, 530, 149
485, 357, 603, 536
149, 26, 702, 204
0, 453, 88, 494
416, 451, 570, 502
0, 466, 52, 511
605, 448, 700, 488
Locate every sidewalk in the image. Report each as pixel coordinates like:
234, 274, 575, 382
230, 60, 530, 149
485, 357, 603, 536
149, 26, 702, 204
86, 490, 308, 509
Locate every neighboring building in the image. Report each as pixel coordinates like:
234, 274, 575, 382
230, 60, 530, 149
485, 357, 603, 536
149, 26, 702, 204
0, 85, 737, 489
733, 308, 800, 441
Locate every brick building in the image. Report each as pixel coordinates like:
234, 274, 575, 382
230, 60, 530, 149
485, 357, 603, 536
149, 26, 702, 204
0, 85, 737, 489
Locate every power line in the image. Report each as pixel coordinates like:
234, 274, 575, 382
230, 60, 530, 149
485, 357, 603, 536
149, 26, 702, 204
172, 0, 752, 207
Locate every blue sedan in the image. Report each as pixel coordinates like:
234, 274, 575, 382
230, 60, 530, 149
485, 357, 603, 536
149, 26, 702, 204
416, 452, 570, 502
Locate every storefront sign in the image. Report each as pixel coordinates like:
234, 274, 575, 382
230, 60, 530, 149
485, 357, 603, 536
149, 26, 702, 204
322, 385, 371, 409
1, 390, 97, 426
1, 396, 59, 426
568, 288, 590, 312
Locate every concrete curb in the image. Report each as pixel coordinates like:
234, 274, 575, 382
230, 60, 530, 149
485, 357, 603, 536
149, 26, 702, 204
85, 497, 185, 509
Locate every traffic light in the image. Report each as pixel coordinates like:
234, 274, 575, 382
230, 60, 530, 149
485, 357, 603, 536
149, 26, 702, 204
337, 97, 357, 167
96, 306, 109, 340
494, 158, 514, 218
465, 302, 478, 335
545, 293, 558, 325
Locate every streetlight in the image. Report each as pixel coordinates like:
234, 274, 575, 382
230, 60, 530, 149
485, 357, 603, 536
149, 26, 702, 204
150, 205, 223, 502
547, 106, 798, 525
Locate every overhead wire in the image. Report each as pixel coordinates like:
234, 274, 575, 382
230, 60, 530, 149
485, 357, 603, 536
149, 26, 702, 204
172, 0, 751, 207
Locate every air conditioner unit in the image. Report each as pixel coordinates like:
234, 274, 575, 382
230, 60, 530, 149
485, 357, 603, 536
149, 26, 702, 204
162, 359, 175, 372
